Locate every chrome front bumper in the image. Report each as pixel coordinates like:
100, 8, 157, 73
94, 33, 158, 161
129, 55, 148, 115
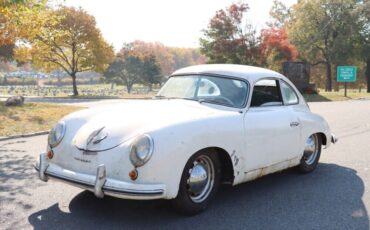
35, 153, 166, 200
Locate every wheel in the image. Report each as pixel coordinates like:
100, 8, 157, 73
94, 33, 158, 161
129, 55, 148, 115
298, 134, 322, 173
172, 149, 221, 215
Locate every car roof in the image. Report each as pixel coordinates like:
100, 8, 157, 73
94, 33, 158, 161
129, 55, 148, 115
171, 64, 285, 83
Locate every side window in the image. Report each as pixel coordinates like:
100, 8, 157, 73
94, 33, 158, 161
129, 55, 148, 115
251, 79, 283, 107
280, 81, 298, 105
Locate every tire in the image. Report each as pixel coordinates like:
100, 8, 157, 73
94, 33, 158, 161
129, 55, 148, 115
172, 149, 221, 215
298, 133, 322, 173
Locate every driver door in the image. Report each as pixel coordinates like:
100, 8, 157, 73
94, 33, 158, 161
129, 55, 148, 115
243, 78, 301, 172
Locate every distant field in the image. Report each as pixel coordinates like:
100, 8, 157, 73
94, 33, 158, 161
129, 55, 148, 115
0, 84, 159, 98
0, 102, 83, 136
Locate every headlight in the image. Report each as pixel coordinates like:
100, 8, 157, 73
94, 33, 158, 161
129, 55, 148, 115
129, 134, 154, 167
48, 121, 66, 148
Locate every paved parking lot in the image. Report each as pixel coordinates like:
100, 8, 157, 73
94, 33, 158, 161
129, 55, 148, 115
1, 99, 370, 229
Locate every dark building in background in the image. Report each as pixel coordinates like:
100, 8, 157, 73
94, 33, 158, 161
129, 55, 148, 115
283, 61, 311, 91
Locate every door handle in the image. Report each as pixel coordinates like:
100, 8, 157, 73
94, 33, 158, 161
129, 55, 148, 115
290, 121, 300, 127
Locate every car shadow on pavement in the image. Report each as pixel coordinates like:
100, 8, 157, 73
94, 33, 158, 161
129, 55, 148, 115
0, 140, 45, 227
0, 141, 38, 197
28, 163, 369, 230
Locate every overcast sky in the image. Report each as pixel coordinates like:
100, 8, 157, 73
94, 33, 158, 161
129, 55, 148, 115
65, 0, 297, 50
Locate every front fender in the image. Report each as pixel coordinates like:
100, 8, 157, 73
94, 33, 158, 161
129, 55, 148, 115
299, 112, 332, 149
138, 113, 244, 199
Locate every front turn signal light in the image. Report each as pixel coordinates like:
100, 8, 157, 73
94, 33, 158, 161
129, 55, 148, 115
129, 169, 138, 181
47, 150, 54, 160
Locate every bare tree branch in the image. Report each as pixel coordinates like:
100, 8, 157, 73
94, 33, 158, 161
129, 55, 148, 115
51, 37, 73, 70
36, 34, 73, 71
43, 55, 72, 76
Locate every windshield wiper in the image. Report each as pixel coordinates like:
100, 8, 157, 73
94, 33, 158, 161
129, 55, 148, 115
198, 98, 232, 107
198, 98, 218, 104
153, 95, 167, 99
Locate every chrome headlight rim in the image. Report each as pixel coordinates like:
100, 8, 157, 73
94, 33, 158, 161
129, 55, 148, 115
48, 120, 66, 148
129, 134, 154, 167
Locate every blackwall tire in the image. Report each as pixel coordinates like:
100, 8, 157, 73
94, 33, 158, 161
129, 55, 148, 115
298, 134, 322, 173
172, 149, 221, 215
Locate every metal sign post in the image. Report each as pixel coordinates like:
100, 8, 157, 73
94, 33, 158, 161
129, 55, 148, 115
337, 66, 357, 97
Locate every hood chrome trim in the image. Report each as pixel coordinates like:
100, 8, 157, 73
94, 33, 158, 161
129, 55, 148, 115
75, 142, 122, 153
86, 126, 108, 146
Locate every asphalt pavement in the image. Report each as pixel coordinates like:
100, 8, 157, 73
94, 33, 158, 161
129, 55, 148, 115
1, 99, 370, 229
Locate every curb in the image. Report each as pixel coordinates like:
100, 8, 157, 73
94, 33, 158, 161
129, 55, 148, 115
0, 131, 49, 141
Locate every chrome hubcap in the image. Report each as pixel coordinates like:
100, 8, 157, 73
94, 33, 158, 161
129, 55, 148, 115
187, 155, 215, 203
304, 135, 318, 165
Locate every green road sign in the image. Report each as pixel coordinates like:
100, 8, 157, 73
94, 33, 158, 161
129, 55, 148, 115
337, 66, 357, 82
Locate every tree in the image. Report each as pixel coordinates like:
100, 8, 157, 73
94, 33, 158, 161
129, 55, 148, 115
354, 0, 370, 92
0, 44, 14, 61
288, 0, 361, 91
105, 44, 162, 93
267, 0, 290, 28
0, 0, 48, 60
1, 1, 19, 47
3, 76, 8, 85
260, 27, 298, 71
104, 55, 142, 94
126, 40, 173, 75
199, 3, 260, 65
263, 1, 298, 72
103, 59, 122, 90
118, 40, 206, 76
23, 7, 114, 95
142, 55, 161, 91
170, 48, 206, 70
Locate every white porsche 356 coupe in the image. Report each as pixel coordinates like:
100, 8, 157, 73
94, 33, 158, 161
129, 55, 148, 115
36, 64, 337, 215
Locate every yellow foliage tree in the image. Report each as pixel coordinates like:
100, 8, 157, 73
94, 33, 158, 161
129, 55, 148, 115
25, 7, 114, 95
0, 0, 47, 60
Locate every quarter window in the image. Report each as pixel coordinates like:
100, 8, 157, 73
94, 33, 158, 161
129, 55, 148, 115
251, 79, 283, 107
280, 81, 298, 105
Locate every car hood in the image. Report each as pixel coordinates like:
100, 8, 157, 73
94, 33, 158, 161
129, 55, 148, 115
67, 99, 232, 152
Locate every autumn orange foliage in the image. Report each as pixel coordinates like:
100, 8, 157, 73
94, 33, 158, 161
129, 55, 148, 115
260, 27, 298, 62
119, 40, 206, 76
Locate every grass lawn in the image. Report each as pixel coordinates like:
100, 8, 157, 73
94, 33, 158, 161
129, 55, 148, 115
303, 89, 370, 102
0, 102, 83, 137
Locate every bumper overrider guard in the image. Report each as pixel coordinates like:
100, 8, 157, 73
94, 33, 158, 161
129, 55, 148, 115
35, 153, 166, 199
331, 133, 338, 144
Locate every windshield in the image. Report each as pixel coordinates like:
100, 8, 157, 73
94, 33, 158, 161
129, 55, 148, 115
157, 75, 249, 108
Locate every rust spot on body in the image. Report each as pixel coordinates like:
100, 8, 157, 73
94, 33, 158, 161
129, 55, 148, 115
230, 150, 239, 166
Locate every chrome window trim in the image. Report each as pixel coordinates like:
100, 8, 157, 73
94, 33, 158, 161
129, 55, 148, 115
279, 79, 300, 106
249, 77, 284, 108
